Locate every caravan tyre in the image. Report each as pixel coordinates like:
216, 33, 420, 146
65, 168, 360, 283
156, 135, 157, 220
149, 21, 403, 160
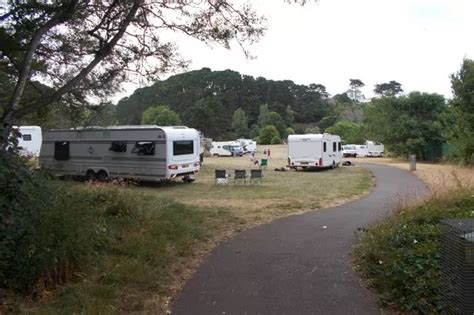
86, 170, 96, 181
332, 161, 336, 169
97, 170, 109, 182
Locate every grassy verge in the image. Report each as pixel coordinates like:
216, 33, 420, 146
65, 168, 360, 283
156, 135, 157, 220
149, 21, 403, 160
353, 189, 474, 313
1, 184, 242, 314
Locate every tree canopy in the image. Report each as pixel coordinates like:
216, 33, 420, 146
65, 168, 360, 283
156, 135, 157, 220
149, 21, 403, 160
374, 81, 403, 97
141, 106, 181, 126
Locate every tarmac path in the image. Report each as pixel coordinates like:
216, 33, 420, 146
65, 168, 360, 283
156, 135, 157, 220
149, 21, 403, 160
172, 164, 428, 315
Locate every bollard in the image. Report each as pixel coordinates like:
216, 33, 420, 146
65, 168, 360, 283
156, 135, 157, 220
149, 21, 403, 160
409, 154, 416, 171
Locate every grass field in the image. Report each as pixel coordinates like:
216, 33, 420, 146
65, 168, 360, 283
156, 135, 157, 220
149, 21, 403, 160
350, 157, 474, 194
3, 145, 373, 314
138, 145, 374, 225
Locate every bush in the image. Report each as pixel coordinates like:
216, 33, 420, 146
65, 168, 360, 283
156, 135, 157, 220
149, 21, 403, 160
258, 125, 279, 144
286, 127, 295, 135
304, 126, 320, 134
0, 155, 143, 293
270, 135, 281, 144
353, 190, 474, 313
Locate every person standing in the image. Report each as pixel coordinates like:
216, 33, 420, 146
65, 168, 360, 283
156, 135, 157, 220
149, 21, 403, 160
267, 148, 271, 159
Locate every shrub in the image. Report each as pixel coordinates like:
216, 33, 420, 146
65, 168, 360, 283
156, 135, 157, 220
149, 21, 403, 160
270, 135, 281, 144
286, 127, 295, 135
353, 190, 474, 313
304, 126, 320, 134
258, 125, 279, 144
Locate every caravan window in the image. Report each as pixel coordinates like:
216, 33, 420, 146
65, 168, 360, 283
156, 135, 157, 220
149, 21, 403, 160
333, 142, 337, 152
22, 134, 32, 141
54, 141, 70, 160
173, 141, 194, 155
338, 142, 342, 151
132, 142, 155, 155
109, 141, 127, 153
323, 142, 327, 152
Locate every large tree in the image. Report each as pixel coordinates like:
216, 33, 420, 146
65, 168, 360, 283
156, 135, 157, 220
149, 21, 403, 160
0, 0, 267, 151
374, 81, 403, 97
231, 108, 249, 138
445, 59, 474, 163
141, 105, 181, 126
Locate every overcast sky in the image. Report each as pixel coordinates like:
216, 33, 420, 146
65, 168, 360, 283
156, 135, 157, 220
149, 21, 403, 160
115, 0, 474, 102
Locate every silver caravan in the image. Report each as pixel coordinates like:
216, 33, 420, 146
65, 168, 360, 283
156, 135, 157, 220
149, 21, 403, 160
40, 126, 201, 181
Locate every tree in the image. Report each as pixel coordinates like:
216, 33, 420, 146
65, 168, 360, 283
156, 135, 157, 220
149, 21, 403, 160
305, 126, 320, 134
141, 106, 181, 126
364, 92, 446, 159
265, 112, 287, 138
374, 81, 403, 97
445, 59, 474, 163
231, 108, 249, 138
257, 104, 270, 127
0, 1, 266, 151
325, 121, 366, 144
285, 105, 295, 126
286, 127, 295, 135
347, 79, 365, 102
258, 125, 279, 145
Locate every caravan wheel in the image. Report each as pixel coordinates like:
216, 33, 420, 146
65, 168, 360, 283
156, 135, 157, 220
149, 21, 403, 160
96, 170, 109, 182
332, 161, 336, 169
85, 170, 96, 181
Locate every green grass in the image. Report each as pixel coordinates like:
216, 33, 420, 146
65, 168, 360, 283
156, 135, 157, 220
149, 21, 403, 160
353, 189, 474, 314
2, 186, 241, 314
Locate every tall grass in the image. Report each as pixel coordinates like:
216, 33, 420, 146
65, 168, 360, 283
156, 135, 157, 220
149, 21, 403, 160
353, 189, 474, 313
0, 156, 238, 313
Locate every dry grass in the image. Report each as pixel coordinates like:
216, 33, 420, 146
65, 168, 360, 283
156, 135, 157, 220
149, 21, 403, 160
348, 157, 474, 194
139, 145, 374, 225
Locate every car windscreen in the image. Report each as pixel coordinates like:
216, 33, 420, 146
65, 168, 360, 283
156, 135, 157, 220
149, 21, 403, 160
173, 140, 194, 155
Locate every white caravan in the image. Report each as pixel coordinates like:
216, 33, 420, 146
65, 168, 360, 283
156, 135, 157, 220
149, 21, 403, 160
342, 144, 358, 157
236, 139, 257, 153
40, 126, 201, 181
12, 126, 42, 157
287, 133, 342, 169
366, 140, 384, 157
209, 141, 244, 157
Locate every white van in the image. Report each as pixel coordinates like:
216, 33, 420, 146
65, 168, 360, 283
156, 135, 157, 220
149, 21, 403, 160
288, 134, 342, 169
236, 139, 257, 153
209, 141, 244, 157
40, 125, 200, 181
13, 126, 42, 157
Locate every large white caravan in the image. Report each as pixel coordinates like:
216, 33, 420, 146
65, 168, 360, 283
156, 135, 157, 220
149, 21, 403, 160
209, 141, 244, 157
236, 139, 257, 153
12, 126, 42, 157
40, 126, 201, 181
288, 134, 342, 169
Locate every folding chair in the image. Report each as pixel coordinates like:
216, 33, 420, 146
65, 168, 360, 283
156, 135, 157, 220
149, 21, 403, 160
215, 169, 228, 185
234, 170, 247, 185
250, 169, 263, 185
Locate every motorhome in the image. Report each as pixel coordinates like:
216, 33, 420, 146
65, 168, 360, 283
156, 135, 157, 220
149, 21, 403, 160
40, 126, 201, 181
12, 126, 42, 157
366, 140, 384, 157
209, 141, 244, 157
287, 133, 342, 169
236, 139, 257, 153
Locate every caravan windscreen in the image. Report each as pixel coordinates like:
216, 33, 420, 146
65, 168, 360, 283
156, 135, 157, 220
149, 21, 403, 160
173, 141, 194, 155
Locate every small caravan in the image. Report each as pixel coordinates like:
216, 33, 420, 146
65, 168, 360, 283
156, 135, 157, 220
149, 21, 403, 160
366, 141, 384, 157
343, 144, 368, 157
236, 139, 257, 153
40, 126, 201, 181
13, 126, 42, 157
288, 133, 342, 169
209, 141, 244, 157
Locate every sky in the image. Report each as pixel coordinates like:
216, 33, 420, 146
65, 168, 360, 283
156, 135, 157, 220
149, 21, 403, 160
115, 0, 474, 102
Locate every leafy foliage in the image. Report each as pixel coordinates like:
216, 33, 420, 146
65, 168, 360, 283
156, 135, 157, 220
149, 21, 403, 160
231, 108, 249, 138
353, 189, 474, 313
141, 106, 182, 126
115, 69, 330, 139
326, 121, 366, 144
374, 80, 404, 96
258, 125, 279, 144
444, 59, 474, 164
364, 92, 446, 159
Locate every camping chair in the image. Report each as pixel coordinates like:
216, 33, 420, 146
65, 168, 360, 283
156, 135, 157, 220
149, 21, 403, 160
260, 158, 268, 169
234, 170, 247, 185
250, 169, 263, 185
215, 169, 228, 185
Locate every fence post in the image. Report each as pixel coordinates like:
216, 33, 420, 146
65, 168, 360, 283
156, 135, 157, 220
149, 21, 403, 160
409, 154, 416, 171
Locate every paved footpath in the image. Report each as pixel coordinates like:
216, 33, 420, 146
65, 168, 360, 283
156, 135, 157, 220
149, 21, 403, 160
172, 164, 428, 315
